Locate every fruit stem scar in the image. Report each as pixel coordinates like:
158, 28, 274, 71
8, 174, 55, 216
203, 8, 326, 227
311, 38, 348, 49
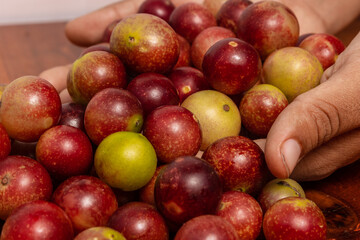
223, 104, 230, 112
228, 41, 238, 47
129, 36, 135, 42
1, 176, 8, 185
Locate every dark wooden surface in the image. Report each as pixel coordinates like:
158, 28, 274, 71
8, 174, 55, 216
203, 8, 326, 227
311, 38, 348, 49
0, 17, 360, 239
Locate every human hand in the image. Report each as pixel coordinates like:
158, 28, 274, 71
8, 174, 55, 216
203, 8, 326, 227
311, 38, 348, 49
256, 32, 360, 181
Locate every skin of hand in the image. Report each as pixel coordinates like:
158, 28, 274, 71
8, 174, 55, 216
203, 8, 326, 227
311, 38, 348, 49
39, 0, 360, 181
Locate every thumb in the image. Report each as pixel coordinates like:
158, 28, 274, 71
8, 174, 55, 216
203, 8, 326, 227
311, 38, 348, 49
264, 35, 360, 178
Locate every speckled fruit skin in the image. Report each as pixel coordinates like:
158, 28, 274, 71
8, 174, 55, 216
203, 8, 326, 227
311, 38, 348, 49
263, 197, 327, 240
137, 0, 175, 22
94, 131, 157, 191
173, 34, 191, 69
107, 201, 169, 240
169, 2, 217, 43
74, 227, 126, 240
181, 90, 241, 150
168, 66, 209, 103
126, 72, 179, 116
36, 125, 93, 181
191, 26, 236, 71
0, 76, 61, 142
216, 190, 263, 240
0, 123, 11, 160
239, 84, 288, 137
67, 51, 127, 105
154, 156, 222, 227
1, 200, 74, 240
0, 156, 53, 220
52, 175, 118, 234
237, 1, 299, 60
110, 13, 179, 74
59, 102, 86, 131
262, 47, 323, 102
202, 136, 269, 196
143, 105, 202, 163
202, 38, 262, 95
257, 178, 306, 213
84, 88, 143, 145
216, 0, 252, 33
174, 215, 239, 240
299, 33, 345, 70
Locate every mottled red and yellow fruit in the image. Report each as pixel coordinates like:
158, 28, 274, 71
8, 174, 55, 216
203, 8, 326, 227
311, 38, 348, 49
202, 38, 262, 95
263, 197, 327, 240
263, 47, 323, 102
181, 90, 241, 150
237, 1, 299, 60
202, 136, 270, 196
74, 227, 126, 240
110, 13, 179, 74
84, 88, 143, 145
67, 50, 127, 105
216, 190, 263, 240
0, 76, 61, 142
239, 84, 288, 137
299, 33, 345, 70
216, 0, 252, 33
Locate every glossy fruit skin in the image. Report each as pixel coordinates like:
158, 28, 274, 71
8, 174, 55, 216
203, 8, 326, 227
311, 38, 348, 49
1, 200, 74, 240
138, 0, 175, 22
0, 123, 11, 160
0, 155, 53, 220
167, 66, 209, 103
36, 125, 93, 181
67, 50, 127, 105
59, 102, 86, 132
84, 88, 144, 145
216, 190, 263, 240
173, 34, 191, 69
52, 175, 118, 234
74, 227, 126, 240
154, 156, 222, 227
110, 13, 179, 74
299, 33, 345, 70
263, 197, 327, 240
181, 90, 241, 150
216, 0, 252, 33
257, 178, 306, 213
169, 2, 217, 43
237, 1, 299, 60
127, 72, 179, 116
0, 76, 61, 142
202, 136, 269, 196
191, 26, 236, 71
174, 215, 239, 240
239, 84, 288, 137
202, 38, 262, 95
262, 47, 323, 102
107, 201, 169, 240
94, 131, 157, 191
143, 105, 202, 163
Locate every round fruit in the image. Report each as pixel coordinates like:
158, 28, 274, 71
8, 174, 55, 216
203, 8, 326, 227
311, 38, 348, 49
94, 131, 157, 191
181, 90, 241, 150
74, 227, 126, 240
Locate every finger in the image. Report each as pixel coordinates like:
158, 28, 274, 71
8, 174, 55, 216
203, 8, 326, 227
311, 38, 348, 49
290, 128, 360, 181
65, 0, 203, 47
264, 39, 360, 178
59, 89, 73, 104
39, 64, 72, 93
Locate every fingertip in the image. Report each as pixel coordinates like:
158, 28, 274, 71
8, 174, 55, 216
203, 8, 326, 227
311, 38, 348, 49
39, 64, 72, 93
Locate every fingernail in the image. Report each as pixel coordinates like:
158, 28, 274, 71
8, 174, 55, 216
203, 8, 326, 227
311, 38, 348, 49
280, 139, 302, 177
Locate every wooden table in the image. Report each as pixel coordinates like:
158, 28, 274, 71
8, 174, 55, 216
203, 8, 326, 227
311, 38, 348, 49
1, 18, 360, 239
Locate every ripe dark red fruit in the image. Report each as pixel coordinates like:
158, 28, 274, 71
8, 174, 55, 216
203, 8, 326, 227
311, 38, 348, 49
137, 0, 175, 22
216, 0, 252, 33
202, 38, 262, 95
154, 156, 222, 227
36, 125, 93, 181
202, 135, 270, 196
1, 200, 74, 240
107, 201, 169, 240
0, 123, 11, 160
59, 102, 86, 132
0, 155, 53, 220
52, 175, 118, 234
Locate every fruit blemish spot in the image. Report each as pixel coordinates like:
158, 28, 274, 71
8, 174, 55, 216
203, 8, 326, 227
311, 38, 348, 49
223, 104, 230, 112
228, 41, 238, 47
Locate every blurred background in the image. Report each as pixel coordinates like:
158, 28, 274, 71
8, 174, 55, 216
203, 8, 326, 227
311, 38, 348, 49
0, 0, 121, 25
